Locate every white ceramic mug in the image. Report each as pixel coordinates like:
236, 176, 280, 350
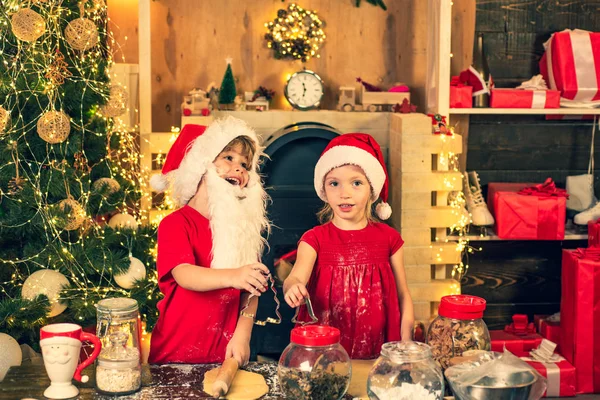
40, 323, 101, 399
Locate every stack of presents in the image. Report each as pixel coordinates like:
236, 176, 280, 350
450, 28, 600, 397
451, 29, 600, 110
482, 220, 600, 397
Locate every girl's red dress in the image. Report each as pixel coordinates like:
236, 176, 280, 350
298, 221, 404, 359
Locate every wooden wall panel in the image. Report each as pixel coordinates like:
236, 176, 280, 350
462, 239, 586, 330
107, 0, 430, 132
467, 115, 600, 192
108, 0, 139, 64
475, 0, 600, 87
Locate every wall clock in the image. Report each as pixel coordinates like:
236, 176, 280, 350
284, 70, 324, 111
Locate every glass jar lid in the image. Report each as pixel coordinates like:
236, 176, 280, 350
96, 297, 138, 315
290, 325, 340, 347
380, 341, 433, 363
438, 295, 486, 320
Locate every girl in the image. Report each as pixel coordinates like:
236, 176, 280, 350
283, 133, 414, 359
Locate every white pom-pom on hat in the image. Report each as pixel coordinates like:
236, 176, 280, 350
376, 202, 392, 220
149, 173, 169, 192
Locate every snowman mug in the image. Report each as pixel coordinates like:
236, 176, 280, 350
40, 323, 102, 399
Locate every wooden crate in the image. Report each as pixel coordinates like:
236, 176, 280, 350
389, 113, 462, 323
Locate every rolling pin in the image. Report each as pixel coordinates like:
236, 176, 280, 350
212, 357, 240, 398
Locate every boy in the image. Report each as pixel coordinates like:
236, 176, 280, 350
148, 116, 270, 365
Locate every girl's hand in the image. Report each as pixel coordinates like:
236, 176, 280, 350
225, 333, 250, 366
284, 283, 309, 308
232, 263, 270, 296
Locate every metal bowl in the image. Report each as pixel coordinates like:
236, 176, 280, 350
461, 370, 537, 400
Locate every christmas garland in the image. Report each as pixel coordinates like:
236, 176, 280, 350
265, 3, 325, 62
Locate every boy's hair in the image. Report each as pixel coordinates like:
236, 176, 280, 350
316, 197, 379, 224
220, 135, 256, 166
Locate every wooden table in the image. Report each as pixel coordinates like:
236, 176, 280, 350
2, 364, 598, 399
0, 363, 287, 399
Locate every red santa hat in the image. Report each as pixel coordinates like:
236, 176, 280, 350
459, 66, 492, 97
314, 133, 392, 220
149, 116, 262, 206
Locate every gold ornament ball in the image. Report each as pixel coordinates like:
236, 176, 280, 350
11, 8, 46, 42
114, 256, 147, 289
56, 198, 86, 231
102, 85, 128, 117
37, 110, 70, 144
21, 269, 69, 317
0, 107, 9, 133
108, 213, 139, 230
65, 18, 99, 51
92, 177, 121, 195
0, 333, 22, 382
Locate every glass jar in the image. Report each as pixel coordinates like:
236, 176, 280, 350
426, 295, 491, 369
278, 325, 351, 400
95, 297, 142, 395
367, 341, 444, 400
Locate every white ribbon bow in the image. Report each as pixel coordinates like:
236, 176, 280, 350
517, 74, 549, 90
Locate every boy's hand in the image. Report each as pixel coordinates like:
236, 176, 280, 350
232, 263, 270, 296
225, 333, 250, 366
284, 283, 309, 308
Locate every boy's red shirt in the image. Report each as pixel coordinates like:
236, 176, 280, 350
149, 205, 240, 364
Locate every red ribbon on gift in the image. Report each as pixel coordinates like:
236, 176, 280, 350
517, 178, 569, 198
573, 245, 600, 261
451, 76, 467, 87
504, 314, 536, 335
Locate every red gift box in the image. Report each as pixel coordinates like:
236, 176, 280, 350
487, 180, 567, 240
490, 89, 561, 108
534, 314, 561, 351
560, 248, 600, 393
491, 330, 544, 356
589, 219, 600, 246
540, 29, 600, 102
490, 314, 544, 356
522, 356, 577, 397
450, 83, 472, 108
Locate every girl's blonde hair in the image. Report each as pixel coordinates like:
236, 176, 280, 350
220, 136, 256, 166
316, 164, 379, 224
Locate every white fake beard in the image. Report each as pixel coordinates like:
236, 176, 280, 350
204, 168, 269, 269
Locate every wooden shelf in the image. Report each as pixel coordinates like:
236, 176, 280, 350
451, 225, 588, 241
450, 107, 600, 115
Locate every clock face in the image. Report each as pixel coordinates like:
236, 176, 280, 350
285, 71, 324, 110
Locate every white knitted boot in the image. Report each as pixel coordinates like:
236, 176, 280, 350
464, 171, 495, 226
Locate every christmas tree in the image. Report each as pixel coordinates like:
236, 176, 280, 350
0, 1, 159, 348
219, 58, 237, 106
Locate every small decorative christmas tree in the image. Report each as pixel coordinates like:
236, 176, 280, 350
219, 58, 237, 108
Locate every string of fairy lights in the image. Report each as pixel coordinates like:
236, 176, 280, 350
436, 130, 480, 283
0, 0, 161, 331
